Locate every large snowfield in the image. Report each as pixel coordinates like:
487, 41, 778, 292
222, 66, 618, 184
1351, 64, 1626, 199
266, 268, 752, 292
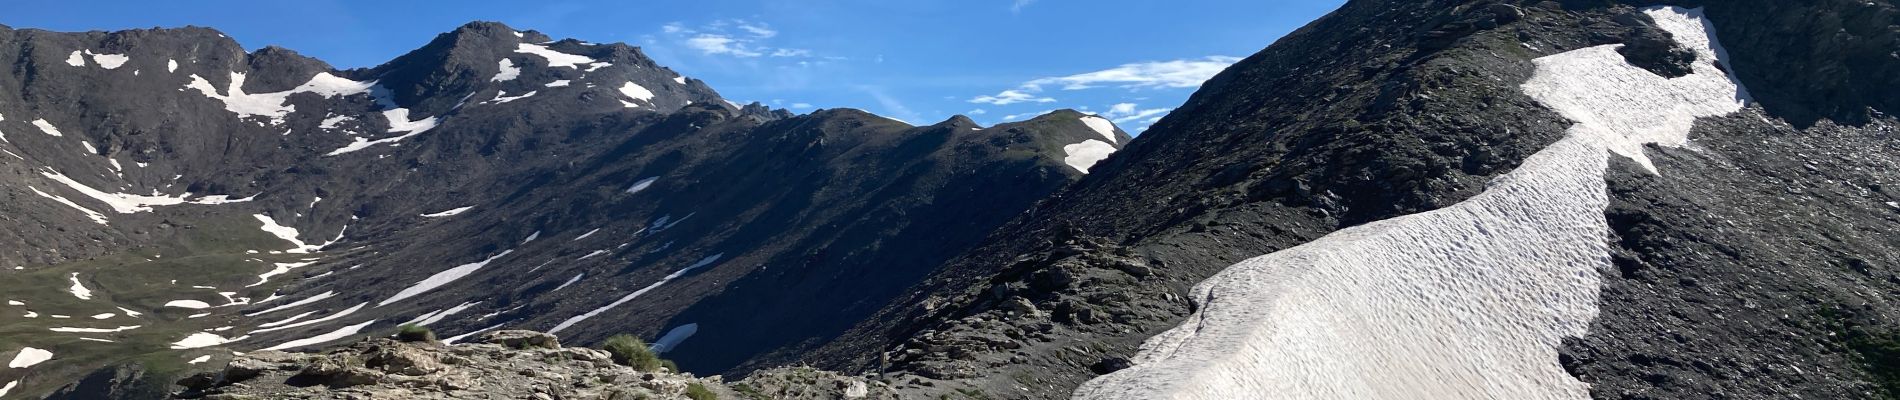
1074, 6, 1748, 400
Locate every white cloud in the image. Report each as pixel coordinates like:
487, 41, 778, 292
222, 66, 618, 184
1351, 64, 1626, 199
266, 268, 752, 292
1027, 56, 1242, 91
771, 48, 812, 57
738, 23, 778, 39
1103, 103, 1174, 124
791, 103, 814, 109
968, 109, 988, 115
661, 23, 688, 34
1011, 0, 1038, 13
969, 89, 1056, 105
685, 34, 763, 57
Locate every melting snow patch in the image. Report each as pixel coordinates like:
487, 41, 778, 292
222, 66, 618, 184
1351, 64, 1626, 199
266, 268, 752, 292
319, 114, 355, 130
170, 332, 247, 349
257, 310, 319, 328
523, 231, 541, 243
89, 313, 114, 319
618, 82, 655, 105
442, 323, 506, 345
377, 251, 513, 306
673, 76, 687, 85
250, 260, 320, 287
163, 300, 213, 309
552, 273, 584, 291
167, 59, 178, 72
549, 254, 723, 334
1074, 7, 1748, 400
245, 290, 338, 314
5, 300, 19, 306
252, 302, 366, 334
39, 169, 193, 213
650, 323, 698, 353
403, 301, 480, 327
8, 347, 53, 368
88, 51, 129, 69
514, 43, 596, 68
30, 187, 108, 224
577, 250, 608, 260
253, 214, 334, 253
68, 273, 92, 300
49, 325, 140, 333
263, 320, 374, 351
488, 91, 537, 104
184, 72, 375, 125
187, 355, 211, 364
0, 380, 14, 397
491, 59, 521, 82
626, 177, 658, 194
1078, 115, 1118, 143
573, 228, 601, 241
545, 80, 572, 88
33, 119, 63, 136
65, 50, 86, 67
1061, 140, 1116, 173
116, 307, 142, 317
420, 206, 474, 218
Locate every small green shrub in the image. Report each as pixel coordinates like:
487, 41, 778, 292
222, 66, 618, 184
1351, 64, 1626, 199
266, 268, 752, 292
396, 324, 435, 343
685, 382, 718, 400
602, 334, 663, 371
660, 359, 681, 372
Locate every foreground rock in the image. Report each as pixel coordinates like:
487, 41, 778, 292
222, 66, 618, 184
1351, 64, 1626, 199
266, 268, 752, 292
171, 330, 893, 399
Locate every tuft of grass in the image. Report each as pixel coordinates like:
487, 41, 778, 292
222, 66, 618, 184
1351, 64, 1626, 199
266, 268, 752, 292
396, 324, 436, 343
685, 382, 718, 400
603, 334, 663, 371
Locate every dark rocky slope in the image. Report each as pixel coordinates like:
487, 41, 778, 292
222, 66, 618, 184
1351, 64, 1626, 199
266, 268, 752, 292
806, 0, 1900, 399
0, 20, 1129, 399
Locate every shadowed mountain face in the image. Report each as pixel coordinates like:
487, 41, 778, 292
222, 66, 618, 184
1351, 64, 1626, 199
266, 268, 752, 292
0, 20, 1132, 398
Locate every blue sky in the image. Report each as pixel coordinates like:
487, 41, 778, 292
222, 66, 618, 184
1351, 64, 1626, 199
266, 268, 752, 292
1, 0, 1341, 132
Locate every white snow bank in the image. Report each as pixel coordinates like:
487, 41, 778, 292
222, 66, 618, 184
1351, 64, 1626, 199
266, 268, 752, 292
68, 272, 92, 300
488, 91, 537, 104
619, 82, 655, 104
377, 251, 513, 307
89, 313, 114, 319
549, 254, 723, 334
577, 250, 608, 260
65, 51, 85, 67
170, 332, 248, 349
650, 323, 698, 353
8, 347, 52, 368
49, 325, 140, 333
545, 79, 572, 88
30, 187, 108, 224
573, 228, 600, 241
442, 323, 507, 345
88, 51, 129, 69
256, 310, 318, 329
673, 76, 687, 85
33, 119, 62, 137
491, 59, 521, 81
184, 72, 375, 125
250, 260, 319, 287
163, 300, 213, 309
252, 214, 336, 253
625, 177, 658, 194
264, 320, 375, 351
246, 290, 336, 316
403, 301, 480, 327
167, 59, 178, 72
420, 206, 474, 218
1061, 140, 1116, 173
515, 43, 596, 69
552, 273, 584, 291
252, 302, 366, 334
187, 355, 211, 364
1078, 116, 1118, 143
1073, 7, 1747, 400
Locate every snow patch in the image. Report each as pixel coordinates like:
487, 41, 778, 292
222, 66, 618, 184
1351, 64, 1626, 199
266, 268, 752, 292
33, 119, 63, 136
184, 72, 375, 125
1061, 140, 1116, 173
49, 325, 140, 333
514, 43, 596, 68
573, 228, 600, 241
68, 272, 92, 300
491, 59, 521, 82
650, 323, 698, 353
253, 214, 335, 253
1078, 115, 1119, 143
252, 302, 366, 334
402, 301, 480, 327
488, 90, 537, 104
626, 177, 658, 194
618, 82, 656, 104
88, 51, 129, 69
377, 251, 513, 307
549, 254, 723, 334
163, 300, 213, 309
420, 206, 474, 218
187, 355, 211, 364
545, 80, 572, 88
263, 320, 375, 351
552, 273, 584, 291
65, 50, 86, 67
167, 59, 178, 72
8, 347, 53, 368
170, 332, 248, 349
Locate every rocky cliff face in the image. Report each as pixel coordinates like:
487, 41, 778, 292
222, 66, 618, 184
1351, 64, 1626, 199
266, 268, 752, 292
0, 20, 1129, 399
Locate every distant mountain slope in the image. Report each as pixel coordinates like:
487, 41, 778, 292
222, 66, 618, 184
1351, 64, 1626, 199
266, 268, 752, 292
0, 20, 1131, 398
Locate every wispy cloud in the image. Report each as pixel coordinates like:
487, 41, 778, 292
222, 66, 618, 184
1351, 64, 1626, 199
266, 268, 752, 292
969, 89, 1056, 105
665, 19, 813, 60
857, 85, 923, 124
1103, 103, 1173, 124
1026, 56, 1242, 91
1001, 109, 1056, 122
1011, 0, 1038, 13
